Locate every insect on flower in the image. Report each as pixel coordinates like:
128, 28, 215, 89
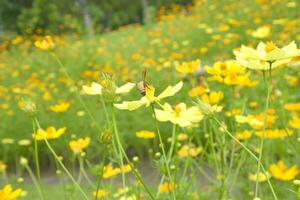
137, 69, 150, 96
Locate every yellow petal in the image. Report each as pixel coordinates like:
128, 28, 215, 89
82, 82, 102, 95
158, 81, 183, 99
114, 98, 147, 111
115, 82, 135, 94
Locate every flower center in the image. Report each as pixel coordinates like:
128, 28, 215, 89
174, 106, 182, 116
265, 41, 277, 53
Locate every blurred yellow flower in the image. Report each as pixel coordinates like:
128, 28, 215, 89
236, 130, 252, 141
255, 129, 293, 139
159, 182, 176, 193
92, 189, 108, 198
177, 133, 188, 141
252, 25, 271, 39
102, 164, 131, 179
284, 102, 300, 112
289, 115, 300, 129
48, 100, 70, 113
178, 145, 203, 158
234, 41, 300, 70
249, 172, 271, 182
114, 81, 183, 111
136, 130, 156, 139
269, 160, 299, 181
154, 103, 203, 127
69, 137, 90, 154
202, 91, 224, 105
188, 85, 207, 97
175, 59, 201, 75
0, 184, 23, 200
33, 127, 66, 141
34, 35, 55, 51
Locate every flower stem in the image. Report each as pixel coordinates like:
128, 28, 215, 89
33, 117, 90, 200
255, 68, 272, 199
111, 105, 155, 200
213, 117, 278, 200
24, 164, 45, 200
151, 104, 177, 200
31, 118, 41, 181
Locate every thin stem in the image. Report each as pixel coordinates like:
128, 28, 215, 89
213, 117, 278, 200
24, 164, 45, 200
151, 104, 177, 200
111, 105, 155, 200
33, 117, 90, 200
255, 69, 272, 198
32, 118, 41, 181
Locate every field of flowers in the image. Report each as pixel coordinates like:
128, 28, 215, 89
1, 0, 300, 199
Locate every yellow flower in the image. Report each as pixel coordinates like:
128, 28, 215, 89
154, 103, 203, 127
202, 91, 224, 105
188, 85, 207, 97
285, 75, 298, 87
102, 164, 121, 179
69, 137, 90, 154
251, 25, 271, 39
234, 41, 300, 70
82, 82, 135, 96
136, 130, 156, 139
177, 133, 188, 141
178, 145, 203, 158
235, 115, 263, 127
159, 182, 176, 193
0, 184, 23, 200
284, 102, 300, 112
0, 160, 7, 172
269, 160, 299, 181
114, 81, 183, 111
197, 99, 223, 115
93, 189, 108, 198
236, 130, 252, 141
33, 127, 66, 141
175, 59, 201, 75
249, 172, 271, 182
48, 100, 70, 113
255, 129, 293, 139
225, 108, 241, 117
34, 35, 55, 51
289, 115, 300, 129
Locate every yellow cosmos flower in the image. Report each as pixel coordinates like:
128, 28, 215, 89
178, 145, 203, 158
269, 160, 299, 181
175, 59, 201, 75
188, 85, 207, 97
236, 130, 252, 141
34, 35, 55, 51
249, 172, 271, 182
69, 137, 90, 154
48, 100, 70, 113
202, 91, 224, 105
197, 99, 223, 115
82, 82, 135, 95
234, 41, 300, 70
289, 115, 300, 129
235, 115, 263, 127
0, 160, 7, 172
136, 130, 156, 139
114, 81, 183, 111
33, 127, 66, 141
285, 75, 298, 87
225, 108, 241, 117
102, 164, 131, 179
251, 25, 271, 39
255, 129, 293, 139
0, 184, 23, 200
93, 189, 108, 198
154, 103, 203, 127
159, 182, 177, 193
284, 102, 300, 112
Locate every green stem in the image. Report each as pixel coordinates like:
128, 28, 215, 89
151, 104, 177, 200
32, 118, 41, 181
33, 117, 90, 200
213, 117, 278, 200
111, 105, 155, 200
255, 69, 272, 198
25, 164, 45, 200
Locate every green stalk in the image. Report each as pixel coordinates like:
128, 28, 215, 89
31, 118, 41, 181
24, 164, 45, 200
255, 67, 272, 199
151, 104, 177, 200
111, 105, 155, 200
213, 117, 278, 200
33, 117, 90, 200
